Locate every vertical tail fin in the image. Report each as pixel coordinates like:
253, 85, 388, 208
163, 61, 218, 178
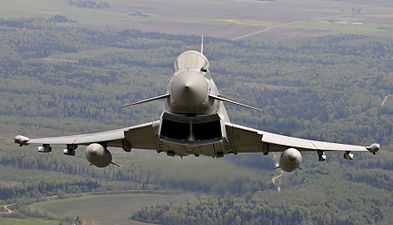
200, 35, 204, 55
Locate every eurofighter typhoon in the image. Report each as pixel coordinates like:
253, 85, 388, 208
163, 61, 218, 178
15, 38, 380, 172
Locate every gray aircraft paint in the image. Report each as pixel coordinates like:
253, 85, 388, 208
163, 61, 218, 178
14, 39, 380, 169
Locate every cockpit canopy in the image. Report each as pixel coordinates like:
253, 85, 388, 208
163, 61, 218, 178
174, 51, 209, 72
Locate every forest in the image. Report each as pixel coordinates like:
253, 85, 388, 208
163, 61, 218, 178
0, 17, 392, 224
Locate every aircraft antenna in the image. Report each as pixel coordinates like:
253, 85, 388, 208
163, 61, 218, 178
200, 35, 204, 55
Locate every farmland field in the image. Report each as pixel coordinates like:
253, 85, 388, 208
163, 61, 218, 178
28, 191, 197, 225
0, 217, 58, 225
1, 0, 393, 40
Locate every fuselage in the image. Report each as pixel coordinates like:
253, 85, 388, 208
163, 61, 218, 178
158, 51, 232, 157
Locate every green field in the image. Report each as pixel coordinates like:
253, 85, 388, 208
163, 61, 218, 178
0, 217, 58, 225
1, 0, 393, 40
285, 20, 393, 36
0, 0, 129, 23
28, 191, 196, 225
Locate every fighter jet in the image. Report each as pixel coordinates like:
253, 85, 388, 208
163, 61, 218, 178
14, 38, 380, 172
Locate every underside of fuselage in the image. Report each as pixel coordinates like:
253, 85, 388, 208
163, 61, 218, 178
157, 112, 233, 157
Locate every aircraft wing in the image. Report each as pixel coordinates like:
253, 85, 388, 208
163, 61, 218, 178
15, 121, 160, 150
225, 122, 378, 153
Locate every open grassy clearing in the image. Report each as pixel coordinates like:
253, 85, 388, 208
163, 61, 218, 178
127, 150, 273, 179
0, 217, 58, 225
28, 191, 197, 225
0, 0, 131, 24
285, 20, 393, 35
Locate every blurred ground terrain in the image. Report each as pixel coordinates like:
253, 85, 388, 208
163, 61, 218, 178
0, 0, 393, 40
0, 0, 392, 224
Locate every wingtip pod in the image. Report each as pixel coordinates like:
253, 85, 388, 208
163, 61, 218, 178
14, 135, 29, 146
366, 143, 380, 155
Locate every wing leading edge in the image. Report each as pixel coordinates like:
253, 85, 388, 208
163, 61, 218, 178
15, 121, 160, 150
225, 122, 379, 154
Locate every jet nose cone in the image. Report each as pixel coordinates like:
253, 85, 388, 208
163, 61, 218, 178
170, 70, 208, 107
